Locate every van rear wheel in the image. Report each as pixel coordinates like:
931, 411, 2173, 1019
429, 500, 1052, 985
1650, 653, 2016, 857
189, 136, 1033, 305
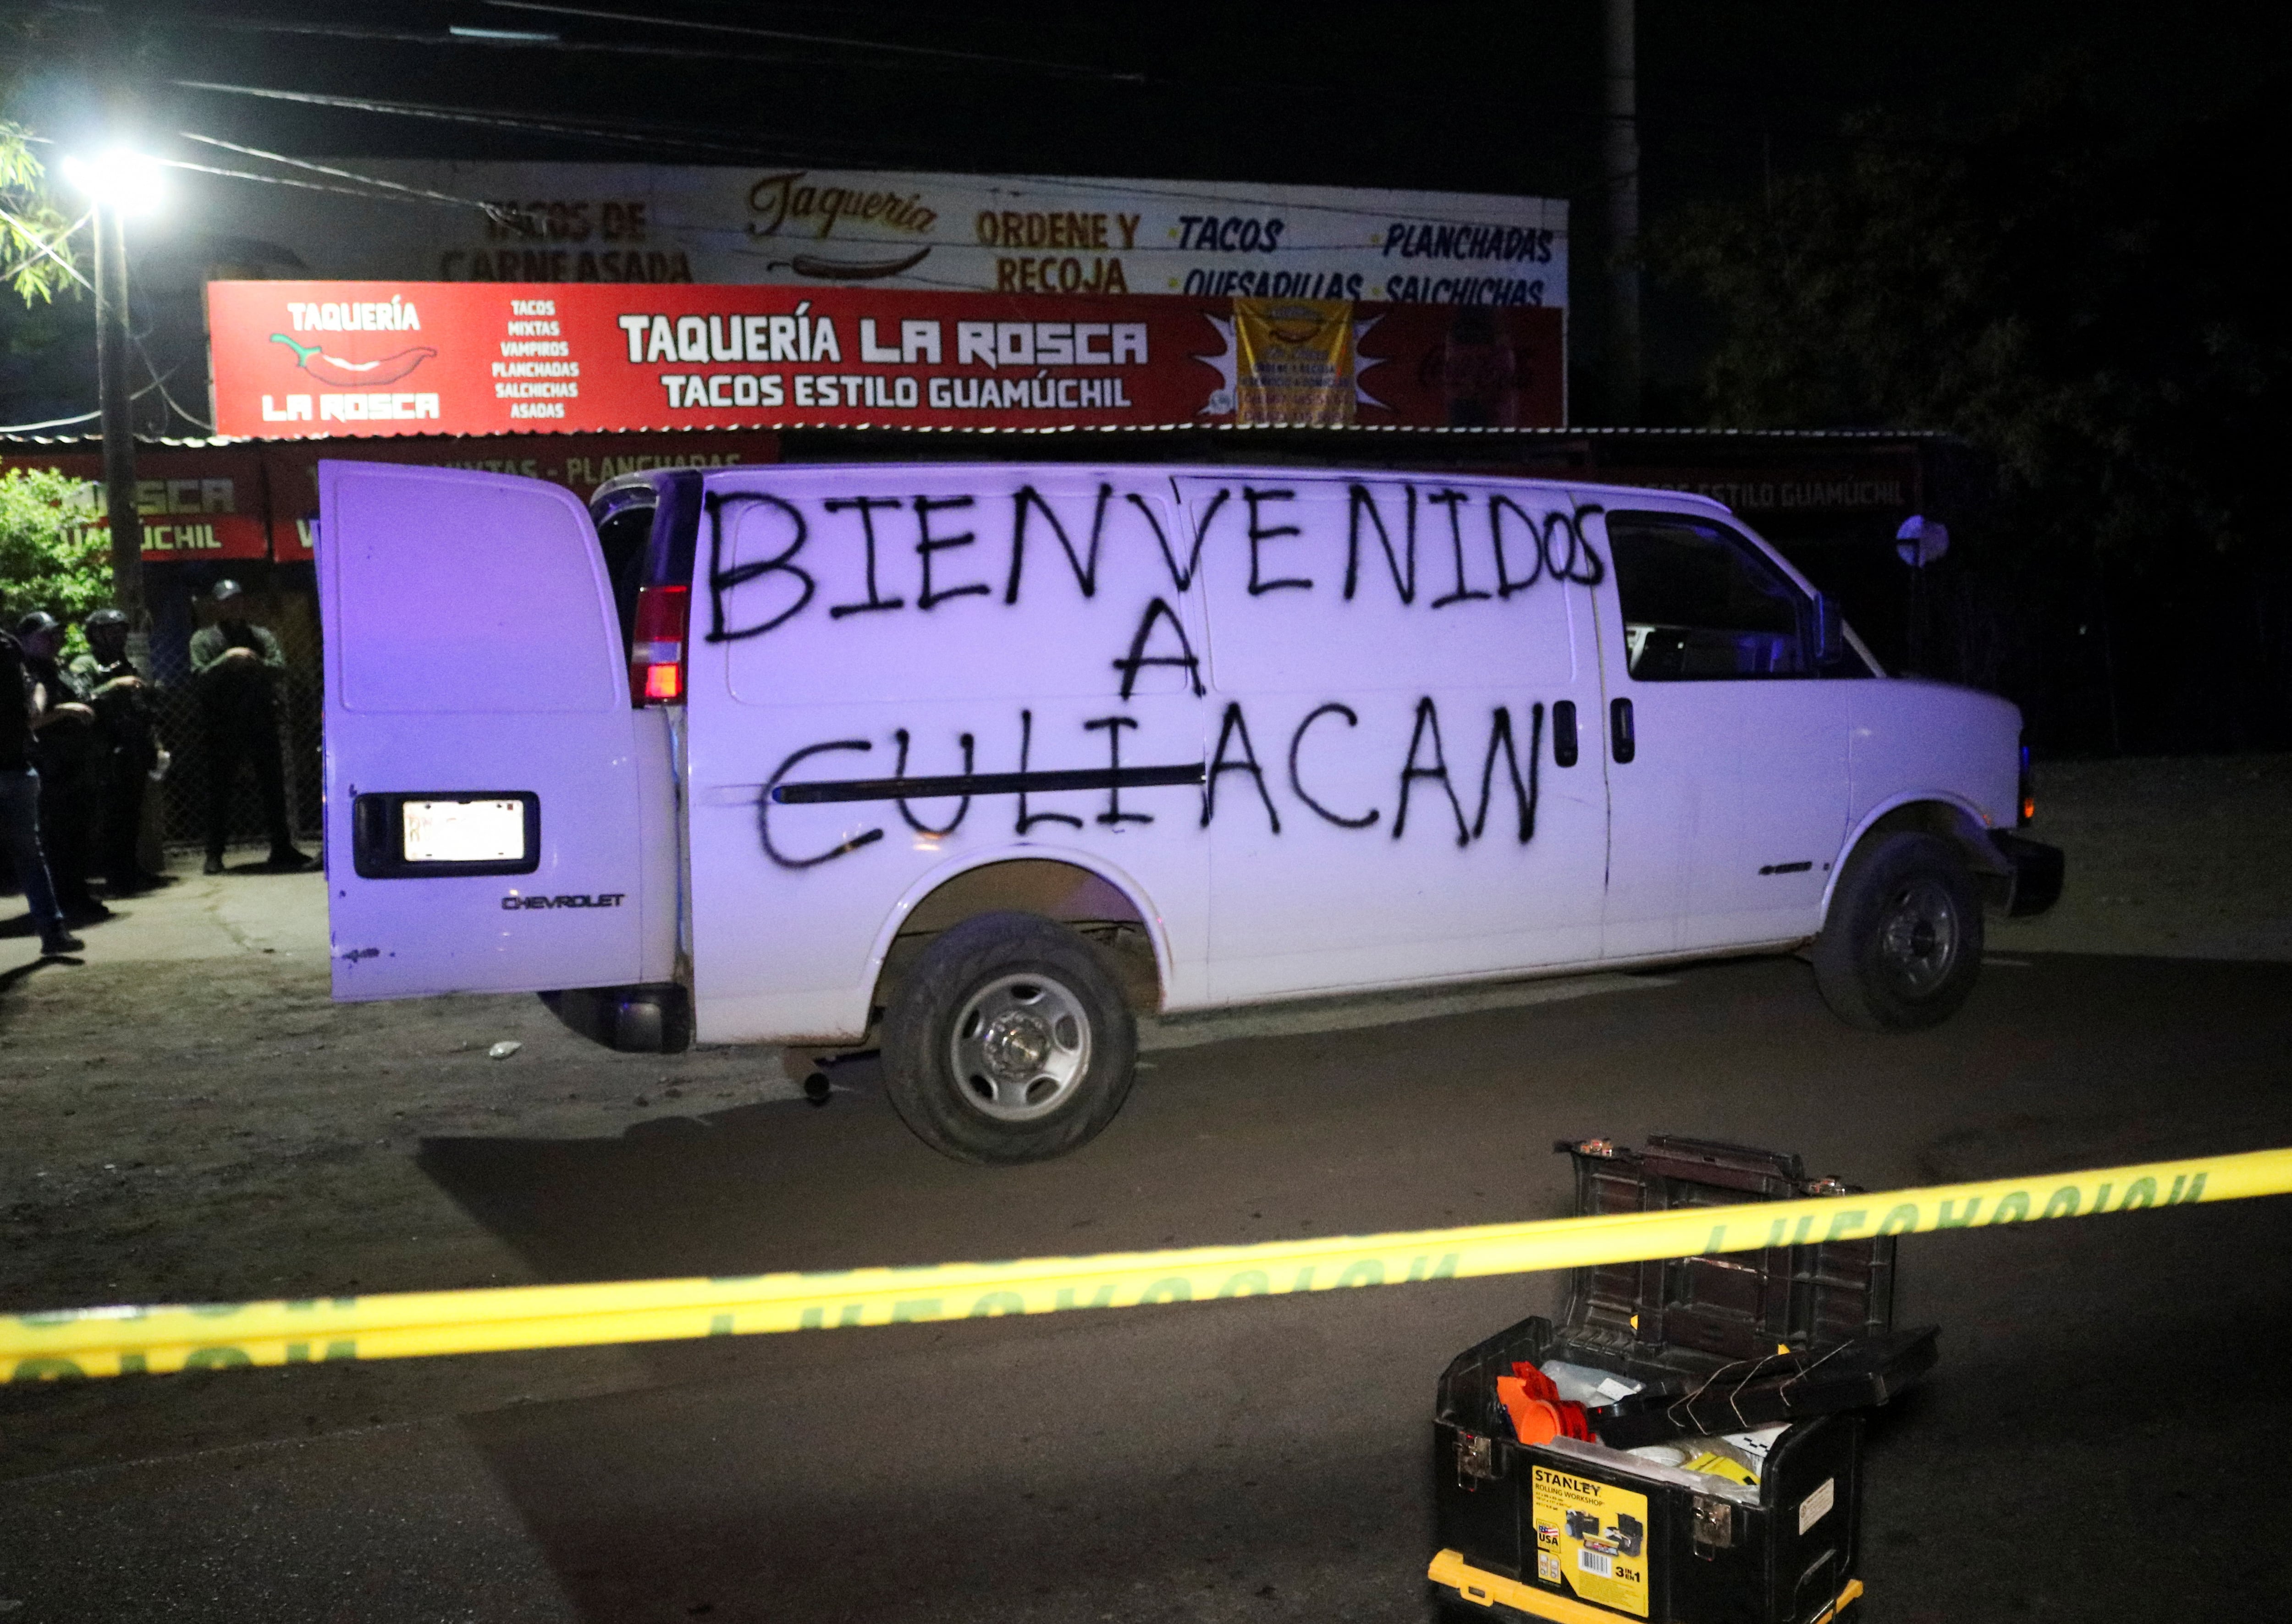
1812, 831, 1983, 1032
881, 912, 1138, 1164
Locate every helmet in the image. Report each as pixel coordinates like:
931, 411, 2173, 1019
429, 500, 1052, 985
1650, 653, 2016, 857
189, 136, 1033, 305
84, 608, 129, 629
212, 579, 244, 602
13, 610, 59, 638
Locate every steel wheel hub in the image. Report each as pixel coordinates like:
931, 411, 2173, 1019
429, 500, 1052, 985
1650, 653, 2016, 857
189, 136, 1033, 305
1876, 878, 1959, 996
949, 974, 1090, 1121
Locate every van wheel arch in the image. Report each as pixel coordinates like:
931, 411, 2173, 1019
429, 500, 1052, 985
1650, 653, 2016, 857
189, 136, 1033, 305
872, 858, 1167, 1026
1832, 798, 2010, 913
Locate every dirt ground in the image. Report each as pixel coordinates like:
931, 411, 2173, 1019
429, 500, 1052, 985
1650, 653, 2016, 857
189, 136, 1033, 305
1986, 752, 2292, 960
2, 752, 2286, 1481
0, 932, 821, 1479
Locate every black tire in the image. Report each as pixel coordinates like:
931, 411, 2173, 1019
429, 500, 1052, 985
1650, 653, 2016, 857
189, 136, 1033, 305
880, 911, 1138, 1164
1812, 831, 1984, 1032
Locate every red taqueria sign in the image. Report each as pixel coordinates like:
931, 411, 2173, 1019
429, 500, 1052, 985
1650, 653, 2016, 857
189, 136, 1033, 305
0, 447, 270, 561
205, 281, 1564, 439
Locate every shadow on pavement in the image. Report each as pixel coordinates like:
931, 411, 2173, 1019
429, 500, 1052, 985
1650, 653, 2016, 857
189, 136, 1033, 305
415, 1062, 1003, 1281
0, 905, 118, 940
0, 952, 74, 996
457, 1290, 1453, 1624
413, 1034, 1542, 1287
410, 953, 2292, 1624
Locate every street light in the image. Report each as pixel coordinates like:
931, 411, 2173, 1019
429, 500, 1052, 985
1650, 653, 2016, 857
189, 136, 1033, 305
60, 146, 164, 634
59, 149, 165, 216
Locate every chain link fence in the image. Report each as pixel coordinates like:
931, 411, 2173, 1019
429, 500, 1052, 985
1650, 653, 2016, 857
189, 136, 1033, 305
143, 570, 323, 860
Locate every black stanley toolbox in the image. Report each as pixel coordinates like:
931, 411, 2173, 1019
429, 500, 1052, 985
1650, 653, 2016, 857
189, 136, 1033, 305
1429, 1136, 1938, 1624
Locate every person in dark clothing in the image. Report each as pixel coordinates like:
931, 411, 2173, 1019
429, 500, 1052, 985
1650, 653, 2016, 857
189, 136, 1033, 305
16, 611, 106, 920
70, 607, 169, 896
188, 579, 309, 875
1, 620, 84, 956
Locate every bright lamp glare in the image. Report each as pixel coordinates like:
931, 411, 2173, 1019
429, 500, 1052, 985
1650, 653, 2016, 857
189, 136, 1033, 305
59, 149, 165, 214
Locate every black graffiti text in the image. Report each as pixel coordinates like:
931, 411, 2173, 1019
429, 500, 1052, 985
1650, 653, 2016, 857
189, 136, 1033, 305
705, 479, 1606, 645
755, 697, 1559, 870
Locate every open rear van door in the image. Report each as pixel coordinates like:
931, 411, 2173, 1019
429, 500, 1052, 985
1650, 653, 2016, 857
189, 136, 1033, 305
319, 462, 649, 1000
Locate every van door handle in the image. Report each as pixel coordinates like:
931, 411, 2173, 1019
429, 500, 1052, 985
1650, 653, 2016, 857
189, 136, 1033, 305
351, 793, 390, 874
1610, 697, 1636, 764
1552, 700, 1579, 767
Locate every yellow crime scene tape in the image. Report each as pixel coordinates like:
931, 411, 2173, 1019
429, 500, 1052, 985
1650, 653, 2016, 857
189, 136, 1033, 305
6, 1146, 2289, 1383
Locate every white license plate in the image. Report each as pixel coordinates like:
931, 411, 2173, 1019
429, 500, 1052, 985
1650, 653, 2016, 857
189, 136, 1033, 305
402, 798, 525, 863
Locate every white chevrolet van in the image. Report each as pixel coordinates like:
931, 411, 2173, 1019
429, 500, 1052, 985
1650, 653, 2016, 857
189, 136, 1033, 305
319, 460, 2060, 1162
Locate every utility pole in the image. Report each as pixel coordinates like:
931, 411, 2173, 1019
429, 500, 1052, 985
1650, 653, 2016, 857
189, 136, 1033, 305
1602, 0, 1642, 423
91, 197, 143, 630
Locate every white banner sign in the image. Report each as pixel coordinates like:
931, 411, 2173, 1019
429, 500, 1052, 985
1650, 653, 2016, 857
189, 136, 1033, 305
190, 161, 1566, 310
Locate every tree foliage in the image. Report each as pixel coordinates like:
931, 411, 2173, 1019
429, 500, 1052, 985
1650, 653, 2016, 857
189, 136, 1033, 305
0, 466, 109, 622
0, 120, 82, 305
1650, 73, 2291, 574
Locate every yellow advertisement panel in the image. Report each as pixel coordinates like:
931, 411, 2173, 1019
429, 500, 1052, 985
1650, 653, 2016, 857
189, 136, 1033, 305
1232, 297, 1355, 424
1532, 1465, 1650, 1618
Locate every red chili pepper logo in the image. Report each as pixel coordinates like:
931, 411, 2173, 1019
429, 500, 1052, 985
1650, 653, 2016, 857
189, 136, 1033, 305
270, 334, 438, 387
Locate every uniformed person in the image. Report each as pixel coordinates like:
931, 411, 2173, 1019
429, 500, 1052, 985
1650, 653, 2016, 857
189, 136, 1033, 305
70, 607, 168, 896
0, 617, 81, 956
188, 580, 309, 875
15, 610, 105, 919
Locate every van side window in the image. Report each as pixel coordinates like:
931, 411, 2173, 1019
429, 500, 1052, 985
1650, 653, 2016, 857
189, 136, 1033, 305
595, 498, 654, 655
1606, 512, 1810, 680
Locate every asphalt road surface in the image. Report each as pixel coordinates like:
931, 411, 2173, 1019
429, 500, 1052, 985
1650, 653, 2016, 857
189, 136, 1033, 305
6, 947, 2291, 1623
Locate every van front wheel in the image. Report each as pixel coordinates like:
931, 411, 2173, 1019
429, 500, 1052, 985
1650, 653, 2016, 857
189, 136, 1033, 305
1812, 832, 1983, 1032
881, 912, 1138, 1164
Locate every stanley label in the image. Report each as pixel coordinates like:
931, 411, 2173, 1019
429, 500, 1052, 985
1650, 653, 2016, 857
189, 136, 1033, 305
1532, 1465, 1649, 1618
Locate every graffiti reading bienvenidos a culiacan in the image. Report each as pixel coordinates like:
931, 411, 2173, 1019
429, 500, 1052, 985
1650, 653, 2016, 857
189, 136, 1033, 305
705, 479, 1603, 870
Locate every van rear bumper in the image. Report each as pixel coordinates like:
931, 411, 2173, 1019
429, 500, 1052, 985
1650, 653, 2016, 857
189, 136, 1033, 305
1988, 831, 2065, 918
541, 984, 693, 1052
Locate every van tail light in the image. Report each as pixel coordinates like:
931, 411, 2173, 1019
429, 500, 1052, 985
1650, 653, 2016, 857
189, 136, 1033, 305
630, 584, 690, 706
2018, 743, 2034, 826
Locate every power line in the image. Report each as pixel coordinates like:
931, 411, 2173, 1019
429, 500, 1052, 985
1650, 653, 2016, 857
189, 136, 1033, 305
156, 154, 485, 207
0, 372, 169, 438
166, 8, 1074, 81
0, 408, 100, 434
175, 132, 510, 223
163, 83, 1570, 235
8, 125, 447, 208
132, 337, 214, 436
168, 78, 916, 165
484, 0, 1147, 83
0, 204, 94, 292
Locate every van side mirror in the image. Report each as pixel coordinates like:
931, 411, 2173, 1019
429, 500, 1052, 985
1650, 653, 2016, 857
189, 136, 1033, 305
1811, 592, 1846, 670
